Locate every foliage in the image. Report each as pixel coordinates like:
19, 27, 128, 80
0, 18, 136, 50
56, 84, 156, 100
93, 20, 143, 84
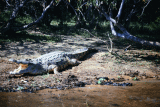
0, 0, 160, 48
15, 15, 33, 24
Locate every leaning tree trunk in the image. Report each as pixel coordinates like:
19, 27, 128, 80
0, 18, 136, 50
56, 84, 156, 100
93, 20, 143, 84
101, 9, 160, 47
97, 0, 160, 48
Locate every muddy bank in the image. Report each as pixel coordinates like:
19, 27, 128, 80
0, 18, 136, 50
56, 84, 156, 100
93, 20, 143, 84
0, 34, 160, 106
0, 80, 160, 107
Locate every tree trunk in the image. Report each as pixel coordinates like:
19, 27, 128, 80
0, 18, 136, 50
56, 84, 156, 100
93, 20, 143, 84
99, 8, 160, 48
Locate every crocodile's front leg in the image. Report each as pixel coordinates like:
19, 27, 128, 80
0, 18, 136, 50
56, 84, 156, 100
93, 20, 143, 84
48, 65, 62, 75
68, 58, 81, 65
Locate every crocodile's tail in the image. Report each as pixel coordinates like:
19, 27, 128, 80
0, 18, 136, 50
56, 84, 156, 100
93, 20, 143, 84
88, 47, 98, 52
74, 47, 98, 53
9, 58, 32, 64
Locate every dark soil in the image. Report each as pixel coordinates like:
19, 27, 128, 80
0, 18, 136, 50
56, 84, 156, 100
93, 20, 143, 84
0, 34, 159, 93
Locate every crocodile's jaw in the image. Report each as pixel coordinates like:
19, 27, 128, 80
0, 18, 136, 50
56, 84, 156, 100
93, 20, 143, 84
10, 64, 46, 75
10, 64, 28, 74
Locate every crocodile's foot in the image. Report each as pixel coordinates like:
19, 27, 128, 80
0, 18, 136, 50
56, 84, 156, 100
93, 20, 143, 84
69, 58, 81, 65
54, 67, 62, 76
55, 72, 62, 76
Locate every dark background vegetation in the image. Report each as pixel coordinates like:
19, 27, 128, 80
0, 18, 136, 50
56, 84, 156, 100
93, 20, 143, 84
0, 0, 160, 47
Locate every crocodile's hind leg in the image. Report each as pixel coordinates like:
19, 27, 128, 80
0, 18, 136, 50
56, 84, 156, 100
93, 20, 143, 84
48, 65, 62, 75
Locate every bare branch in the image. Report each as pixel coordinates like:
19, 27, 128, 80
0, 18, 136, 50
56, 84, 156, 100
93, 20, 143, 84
65, 1, 80, 22
80, 2, 87, 8
109, 6, 116, 36
78, 9, 86, 21
5, 0, 11, 6
42, 0, 46, 11
115, 0, 125, 23
5, 0, 30, 29
124, 8, 137, 29
34, 0, 54, 24
80, 28, 95, 37
138, 0, 151, 17
106, 33, 113, 53
4, 0, 55, 32
124, 45, 131, 51
56, 0, 61, 6
80, 28, 112, 52
124, 0, 142, 28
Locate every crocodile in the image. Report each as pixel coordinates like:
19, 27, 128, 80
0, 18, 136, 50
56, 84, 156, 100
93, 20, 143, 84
9, 47, 97, 76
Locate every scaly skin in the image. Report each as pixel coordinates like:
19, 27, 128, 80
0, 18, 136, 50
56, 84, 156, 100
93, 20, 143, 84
9, 47, 97, 76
